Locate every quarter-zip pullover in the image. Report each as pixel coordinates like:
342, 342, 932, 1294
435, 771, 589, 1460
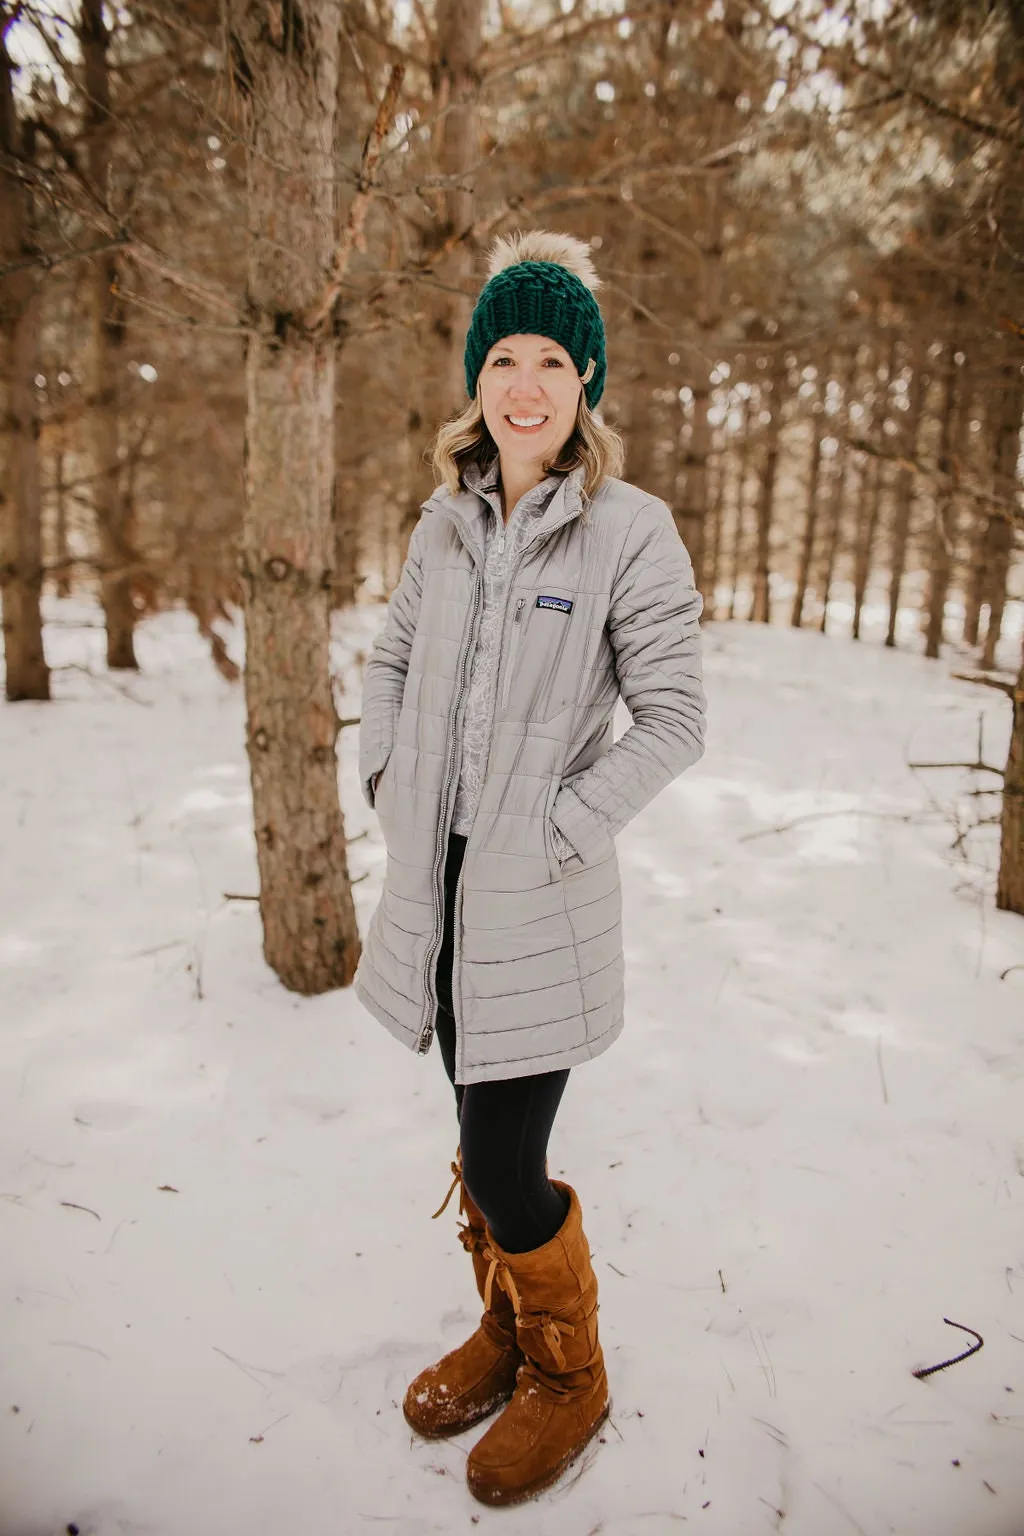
451, 456, 573, 861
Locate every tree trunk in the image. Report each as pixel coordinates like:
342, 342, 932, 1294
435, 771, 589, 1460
923, 343, 959, 659
54, 444, 72, 599
702, 432, 725, 613
818, 352, 860, 637
850, 455, 881, 641
399, 0, 483, 554
817, 454, 847, 635
792, 401, 825, 629
332, 483, 360, 610
726, 388, 753, 620
962, 480, 986, 648
80, 0, 138, 670
885, 339, 927, 649
980, 355, 1022, 671
624, 224, 661, 495
231, 0, 360, 994
0, 60, 50, 703
674, 1, 741, 589
996, 658, 1024, 915
751, 353, 787, 624
851, 334, 895, 641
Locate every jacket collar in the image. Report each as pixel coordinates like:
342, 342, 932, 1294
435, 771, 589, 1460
425, 457, 587, 567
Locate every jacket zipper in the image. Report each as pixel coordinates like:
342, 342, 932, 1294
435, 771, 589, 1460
500, 597, 527, 710
418, 488, 586, 1062
416, 567, 484, 1053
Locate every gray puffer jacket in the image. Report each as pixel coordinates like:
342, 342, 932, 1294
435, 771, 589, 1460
354, 463, 706, 1085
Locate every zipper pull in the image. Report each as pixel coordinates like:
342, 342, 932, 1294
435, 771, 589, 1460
498, 531, 506, 553
514, 597, 525, 622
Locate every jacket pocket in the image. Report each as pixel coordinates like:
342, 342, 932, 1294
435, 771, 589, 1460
549, 780, 615, 870
373, 749, 397, 830
502, 589, 591, 724
501, 596, 528, 711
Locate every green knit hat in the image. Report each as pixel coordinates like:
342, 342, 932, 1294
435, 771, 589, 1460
464, 231, 607, 410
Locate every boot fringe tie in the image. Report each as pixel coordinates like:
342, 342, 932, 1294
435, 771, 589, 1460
482, 1245, 583, 1373
431, 1158, 465, 1221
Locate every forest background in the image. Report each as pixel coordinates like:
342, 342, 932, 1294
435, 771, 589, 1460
1, 0, 1022, 988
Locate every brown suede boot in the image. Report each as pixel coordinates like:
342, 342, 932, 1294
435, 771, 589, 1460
402, 1156, 523, 1438
465, 1182, 609, 1506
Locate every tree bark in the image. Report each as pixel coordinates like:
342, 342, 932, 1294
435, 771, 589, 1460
624, 223, 663, 500
962, 464, 987, 648
702, 432, 725, 614
0, 52, 50, 702
792, 399, 825, 629
751, 352, 787, 624
996, 659, 1024, 916
399, 0, 484, 554
885, 338, 927, 649
726, 388, 753, 621
332, 481, 360, 609
673, 1, 741, 590
818, 351, 858, 637
81, 0, 138, 670
53, 444, 72, 600
851, 334, 895, 641
923, 342, 959, 659
980, 354, 1022, 670
231, 0, 361, 994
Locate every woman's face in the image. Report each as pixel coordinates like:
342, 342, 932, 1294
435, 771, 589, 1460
478, 333, 583, 473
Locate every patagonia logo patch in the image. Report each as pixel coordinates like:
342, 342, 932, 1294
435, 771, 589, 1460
536, 595, 573, 614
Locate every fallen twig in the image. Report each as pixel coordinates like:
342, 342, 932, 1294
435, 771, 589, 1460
950, 671, 1016, 699
53, 662, 153, 708
739, 808, 915, 842
907, 759, 1003, 775
60, 1201, 101, 1220
913, 1318, 984, 1379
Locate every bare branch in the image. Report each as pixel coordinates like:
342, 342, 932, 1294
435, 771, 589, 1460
303, 62, 405, 332
111, 281, 252, 337
849, 436, 1024, 522
0, 235, 131, 279
481, 0, 665, 86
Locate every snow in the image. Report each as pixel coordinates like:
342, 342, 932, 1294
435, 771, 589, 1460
1, 597, 1022, 1536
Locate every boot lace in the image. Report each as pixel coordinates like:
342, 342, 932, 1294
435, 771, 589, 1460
481, 1244, 581, 1379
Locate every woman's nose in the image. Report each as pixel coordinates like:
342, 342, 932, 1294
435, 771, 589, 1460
509, 374, 545, 398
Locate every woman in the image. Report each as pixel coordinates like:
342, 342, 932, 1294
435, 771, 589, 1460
355, 230, 706, 1506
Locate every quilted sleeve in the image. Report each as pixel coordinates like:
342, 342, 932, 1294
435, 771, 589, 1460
358, 513, 429, 809
550, 497, 706, 862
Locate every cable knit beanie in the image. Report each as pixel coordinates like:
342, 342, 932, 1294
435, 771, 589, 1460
464, 230, 607, 410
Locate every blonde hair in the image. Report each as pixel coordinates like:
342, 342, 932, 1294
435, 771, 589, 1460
431, 387, 625, 503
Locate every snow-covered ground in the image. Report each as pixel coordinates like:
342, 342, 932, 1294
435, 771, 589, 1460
1, 597, 1023, 1536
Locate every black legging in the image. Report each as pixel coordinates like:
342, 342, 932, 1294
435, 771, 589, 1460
434, 833, 570, 1254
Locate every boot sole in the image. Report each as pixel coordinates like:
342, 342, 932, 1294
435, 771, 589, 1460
403, 1385, 517, 1441
466, 1398, 611, 1507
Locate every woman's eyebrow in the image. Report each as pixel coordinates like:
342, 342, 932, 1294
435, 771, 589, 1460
491, 344, 563, 356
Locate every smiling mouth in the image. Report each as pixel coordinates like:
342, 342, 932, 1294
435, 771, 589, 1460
505, 415, 549, 431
